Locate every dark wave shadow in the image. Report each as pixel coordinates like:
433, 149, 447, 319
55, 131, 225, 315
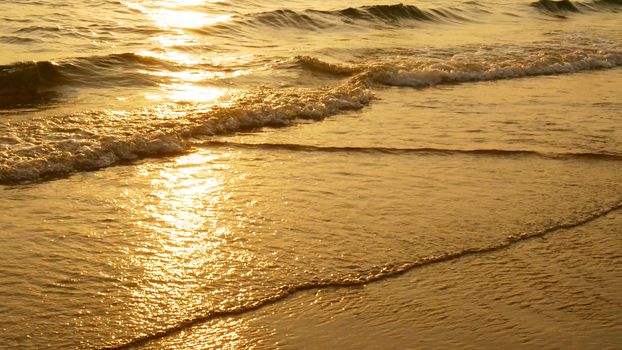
200, 141, 622, 162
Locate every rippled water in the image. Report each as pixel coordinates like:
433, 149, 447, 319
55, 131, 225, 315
1, 0, 622, 349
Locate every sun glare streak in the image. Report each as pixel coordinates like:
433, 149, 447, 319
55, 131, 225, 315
167, 84, 228, 103
152, 10, 231, 29
123, 1, 231, 28
137, 49, 199, 65
154, 0, 207, 7
142, 69, 249, 82
122, 1, 147, 13
117, 152, 260, 334
152, 0, 228, 7
145, 84, 229, 103
153, 33, 200, 47
125, 0, 241, 107
129, 152, 236, 256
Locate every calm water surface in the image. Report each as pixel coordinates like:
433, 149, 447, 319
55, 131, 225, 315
1, 0, 621, 349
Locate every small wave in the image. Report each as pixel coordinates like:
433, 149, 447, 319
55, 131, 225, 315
295, 56, 363, 76
592, 0, 622, 9
215, 0, 621, 32
0, 79, 373, 184
531, 0, 622, 15
531, 0, 581, 13
99, 199, 622, 349
14, 25, 62, 33
59, 52, 173, 87
0, 53, 177, 108
0, 35, 41, 44
319, 3, 471, 24
0, 61, 64, 98
0, 53, 168, 90
330, 4, 440, 22
296, 43, 622, 87
211, 3, 472, 33
200, 141, 622, 161
249, 9, 330, 30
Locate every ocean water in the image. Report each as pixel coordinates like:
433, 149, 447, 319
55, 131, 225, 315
1, 0, 622, 349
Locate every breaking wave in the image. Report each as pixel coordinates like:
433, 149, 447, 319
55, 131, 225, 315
3, 35, 622, 184
0, 79, 373, 184
295, 42, 622, 87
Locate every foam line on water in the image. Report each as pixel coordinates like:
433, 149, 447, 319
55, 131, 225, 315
3, 37, 622, 184
99, 199, 622, 349
296, 42, 622, 87
0, 78, 373, 184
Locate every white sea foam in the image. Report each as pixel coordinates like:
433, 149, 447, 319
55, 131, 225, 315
297, 41, 622, 87
0, 79, 373, 183
3, 37, 622, 184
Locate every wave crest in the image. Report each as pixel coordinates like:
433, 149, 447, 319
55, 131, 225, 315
211, 3, 470, 34
334, 4, 439, 22
250, 9, 329, 29
0, 52, 179, 108
0, 61, 63, 94
296, 44, 622, 87
295, 55, 363, 76
531, 0, 581, 13
531, 0, 622, 15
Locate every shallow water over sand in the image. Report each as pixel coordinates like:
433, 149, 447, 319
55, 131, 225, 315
1, 0, 622, 349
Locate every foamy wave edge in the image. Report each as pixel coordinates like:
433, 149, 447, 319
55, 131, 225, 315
4, 44, 622, 184
99, 199, 622, 349
296, 46, 622, 87
0, 79, 373, 184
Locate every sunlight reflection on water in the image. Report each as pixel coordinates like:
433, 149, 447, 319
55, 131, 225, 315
114, 151, 264, 343
146, 84, 230, 102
